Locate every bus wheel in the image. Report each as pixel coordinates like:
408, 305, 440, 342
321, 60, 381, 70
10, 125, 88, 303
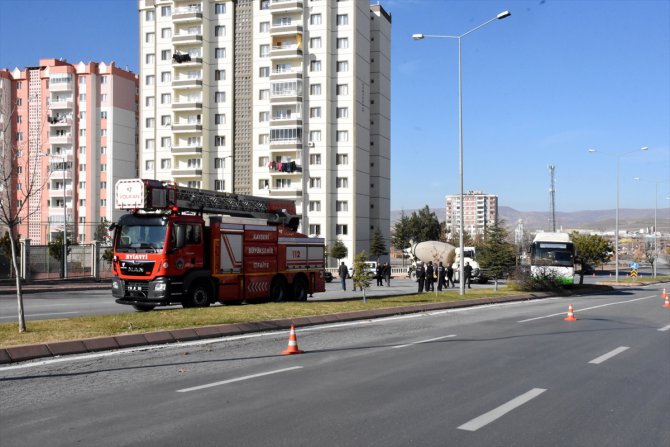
292, 277, 308, 302
270, 278, 287, 302
132, 304, 155, 312
185, 282, 211, 308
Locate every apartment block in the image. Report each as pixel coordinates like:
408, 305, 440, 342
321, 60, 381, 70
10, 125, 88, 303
445, 191, 499, 238
138, 0, 391, 266
0, 59, 138, 244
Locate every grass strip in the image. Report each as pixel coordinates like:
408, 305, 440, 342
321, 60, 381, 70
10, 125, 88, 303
0, 289, 520, 348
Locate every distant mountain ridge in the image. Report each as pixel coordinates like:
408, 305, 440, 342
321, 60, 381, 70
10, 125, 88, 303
391, 206, 670, 233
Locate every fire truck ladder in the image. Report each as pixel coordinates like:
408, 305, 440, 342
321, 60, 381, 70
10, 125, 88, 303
173, 185, 300, 230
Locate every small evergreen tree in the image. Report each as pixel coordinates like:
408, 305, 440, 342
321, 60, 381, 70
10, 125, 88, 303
477, 219, 516, 289
369, 228, 388, 262
330, 239, 348, 264
48, 232, 73, 279
571, 232, 613, 285
352, 250, 372, 302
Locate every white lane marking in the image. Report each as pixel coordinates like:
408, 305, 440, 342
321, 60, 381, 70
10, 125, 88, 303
658, 324, 670, 332
0, 311, 79, 320
176, 366, 303, 393
391, 334, 456, 349
588, 346, 630, 364
517, 295, 657, 323
458, 388, 547, 432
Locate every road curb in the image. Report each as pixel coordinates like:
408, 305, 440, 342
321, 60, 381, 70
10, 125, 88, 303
1, 285, 613, 365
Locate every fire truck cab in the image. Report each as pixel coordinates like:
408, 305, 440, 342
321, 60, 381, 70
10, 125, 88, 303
111, 179, 325, 311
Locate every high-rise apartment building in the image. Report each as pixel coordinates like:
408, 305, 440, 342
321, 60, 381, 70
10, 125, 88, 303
0, 59, 138, 244
445, 191, 498, 238
138, 0, 391, 266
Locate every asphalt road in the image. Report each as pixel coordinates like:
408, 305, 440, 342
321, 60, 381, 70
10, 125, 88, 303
1, 283, 668, 446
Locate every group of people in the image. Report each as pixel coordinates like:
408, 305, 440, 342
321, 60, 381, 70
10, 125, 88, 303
337, 261, 392, 291
414, 261, 473, 293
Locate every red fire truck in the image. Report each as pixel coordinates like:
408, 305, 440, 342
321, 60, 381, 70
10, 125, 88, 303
111, 179, 326, 311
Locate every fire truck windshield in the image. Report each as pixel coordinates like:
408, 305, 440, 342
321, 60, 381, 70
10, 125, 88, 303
116, 224, 167, 253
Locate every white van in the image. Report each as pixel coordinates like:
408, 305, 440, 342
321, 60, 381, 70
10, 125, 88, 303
349, 261, 378, 278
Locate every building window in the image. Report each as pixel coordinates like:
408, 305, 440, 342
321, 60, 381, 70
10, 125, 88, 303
145, 160, 154, 171
100, 111, 107, 119
215, 48, 226, 59
161, 5, 171, 16
336, 131, 349, 142
259, 89, 270, 100
161, 136, 171, 148
161, 49, 171, 60
260, 0, 269, 9
336, 224, 348, 235
310, 107, 321, 118
161, 159, 171, 169
215, 91, 225, 103
259, 21, 270, 33
309, 154, 321, 165
310, 84, 321, 95
215, 3, 225, 14
161, 115, 171, 126
145, 96, 155, 107
145, 10, 155, 21
187, 158, 201, 168
336, 107, 349, 118
336, 84, 349, 95
309, 130, 321, 142
100, 146, 107, 154
310, 14, 321, 25
145, 118, 155, 128
337, 61, 349, 72
188, 181, 201, 188
215, 113, 226, 125
145, 32, 155, 44
336, 154, 349, 165
161, 71, 171, 82
259, 111, 269, 123
336, 14, 349, 26
310, 37, 321, 49
336, 177, 349, 188
145, 139, 155, 150
309, 224, 321, 236
161, 28, 172, 39
336, 201, 348, 212
215, 69, 225, 81
309, 177, 321, 188
215, 157, 227, 169
258, 134, 269, 144
145, 53, 155, 64
161, 93, 171, 104
275, 178, 291, 189
310, 60, 321, 72
215, 25, 225, 37
214, 180, 225, 191
309, 201, 321, 212
336, 38, 349, 49
260, 44, 270, 58
214, 136, 225, 146
259, 179, 269, 189
145, 75, 155, 86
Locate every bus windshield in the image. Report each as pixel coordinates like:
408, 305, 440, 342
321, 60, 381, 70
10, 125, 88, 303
115, 225, 167, 253
531, 243, 574, 267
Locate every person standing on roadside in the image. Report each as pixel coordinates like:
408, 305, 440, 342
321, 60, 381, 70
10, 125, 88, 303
416, 262, 425, 293
464, 262, 473, 289
376, 264, 383, 286
425, 261, 434, 292
338, 261, 348, 291
446, 264, 455, 288
383, 262, 391, 286
437, 261, 446, 291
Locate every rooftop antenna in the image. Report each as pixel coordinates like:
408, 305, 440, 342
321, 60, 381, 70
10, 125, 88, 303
549, 164, 556, 232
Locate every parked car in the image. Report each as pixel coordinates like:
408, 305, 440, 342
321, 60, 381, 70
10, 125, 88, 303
349, 261, 378, 279
324, 271, 333, 283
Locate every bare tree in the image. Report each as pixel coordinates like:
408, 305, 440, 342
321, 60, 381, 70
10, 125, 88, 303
0, 98, 48, 332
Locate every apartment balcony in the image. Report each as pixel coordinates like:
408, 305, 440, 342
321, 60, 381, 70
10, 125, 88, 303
50, 100, 73, 110
268, 187, 302, 198
172, 78, 202, 89
270, 92, 302, 104
49, 135, 73, 145
48, 168, 73, 181
172, 101, 202, 111
270, 0, 303, 13
270, 116, 302, 127
171, 145, 202, 155
270, 23, 303, 37
270, 44, 303, 59
173, 5, 202, 23
49, 117, 73, 127
171, 55, 203, 67
268, 163, 302, 175
48, 208, 74, 221
270, 67, 302, 81
48, 188, 74, 199
172, 33, 203, 46
49, 82, 73, 92
171, 123, 202, 132
171, 168, 202, 178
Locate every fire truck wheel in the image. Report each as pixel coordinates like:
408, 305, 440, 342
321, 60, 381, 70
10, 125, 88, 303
270, 278, 287, 302
185, 282, 212, 308
132, 304, 155, 312
292, 277, 308, 302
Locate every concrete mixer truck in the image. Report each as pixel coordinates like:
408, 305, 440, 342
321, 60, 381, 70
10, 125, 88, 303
404, 241, 486, 283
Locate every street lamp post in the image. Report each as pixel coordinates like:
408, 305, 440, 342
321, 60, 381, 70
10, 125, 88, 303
588, 147, 648, 282
633, 178, 668, 278
413, 10, 511, 295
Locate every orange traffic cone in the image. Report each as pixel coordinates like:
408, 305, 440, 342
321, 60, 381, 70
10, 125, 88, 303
564, 304, 577, 321
662, 288, 670, 308
282, 325, 304, 355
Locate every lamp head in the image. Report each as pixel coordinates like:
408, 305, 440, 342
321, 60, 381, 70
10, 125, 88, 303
412, 33, 425, 40
588, 149, 597, 153
497, 11, 511, 19
640, 146, 649, 151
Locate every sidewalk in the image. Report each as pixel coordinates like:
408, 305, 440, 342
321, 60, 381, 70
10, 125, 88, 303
0, 279, 110, 295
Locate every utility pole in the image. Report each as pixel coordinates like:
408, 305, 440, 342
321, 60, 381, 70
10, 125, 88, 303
549, 164, 556, 232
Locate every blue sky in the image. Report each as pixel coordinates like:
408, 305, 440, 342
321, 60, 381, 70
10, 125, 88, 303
1, 0, 668, 214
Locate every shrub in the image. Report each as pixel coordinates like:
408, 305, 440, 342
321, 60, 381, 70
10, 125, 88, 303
508, 266, 567, 292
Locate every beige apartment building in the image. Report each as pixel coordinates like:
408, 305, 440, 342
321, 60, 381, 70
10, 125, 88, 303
138, 0, 391, 266
0, 59, 138, 244
445, 191, 499, 238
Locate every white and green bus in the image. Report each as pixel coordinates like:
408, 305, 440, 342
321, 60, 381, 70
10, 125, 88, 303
529, 232, 575, 285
